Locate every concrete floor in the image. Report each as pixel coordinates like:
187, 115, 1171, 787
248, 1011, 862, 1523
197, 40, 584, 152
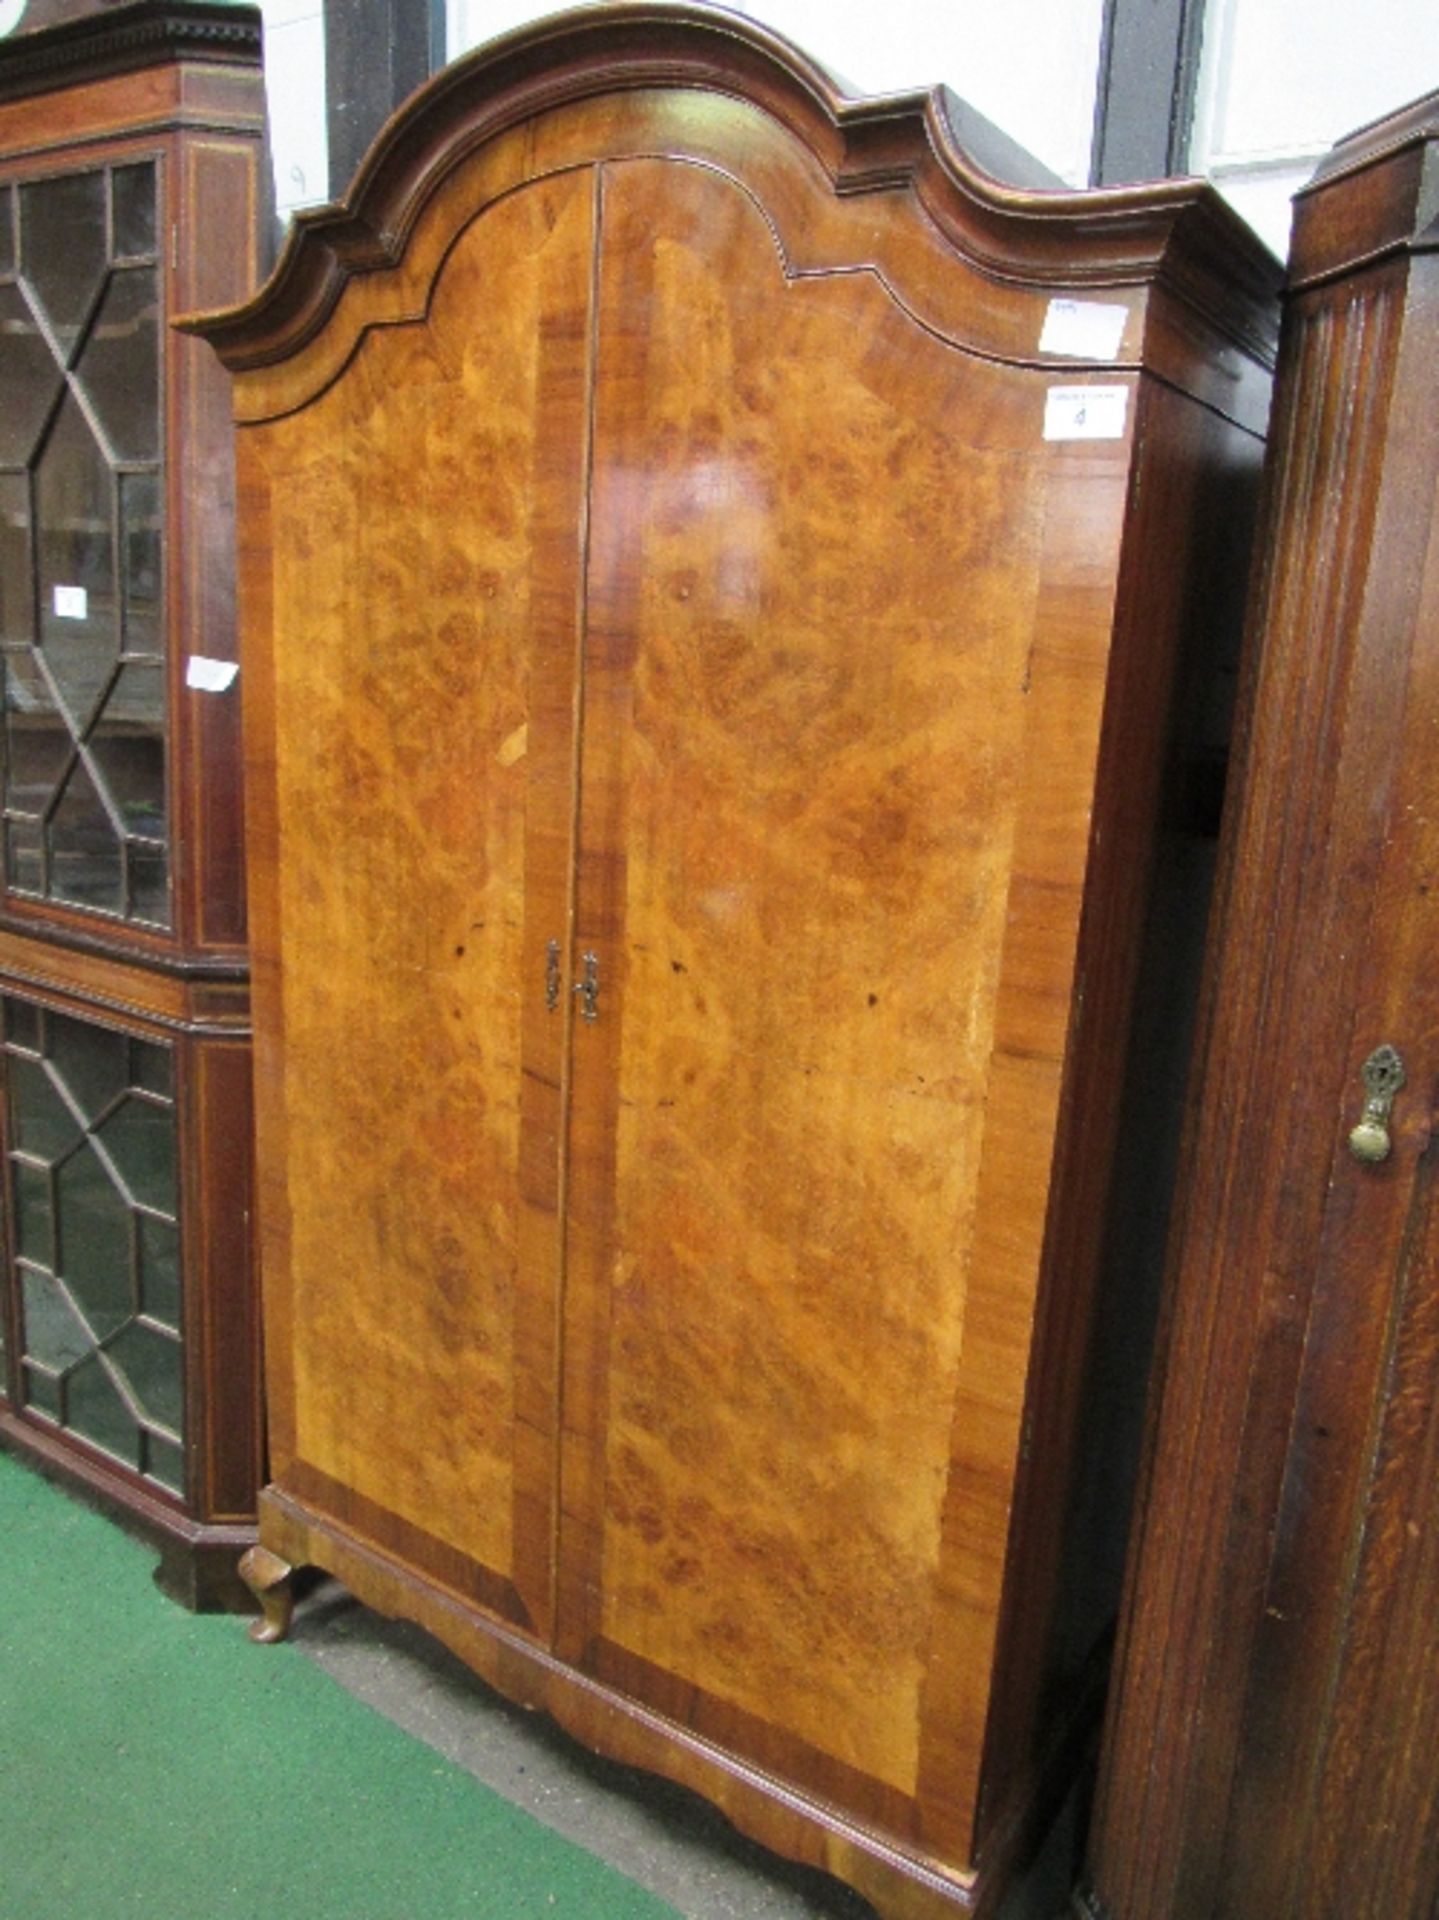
288, 1580, 1079, 1920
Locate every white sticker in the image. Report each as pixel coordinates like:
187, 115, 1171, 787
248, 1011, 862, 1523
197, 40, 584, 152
1044, 386, 1130, 442
53, 585, 87, 620
1039, 297, 1130, 361
186, 656, 240, 693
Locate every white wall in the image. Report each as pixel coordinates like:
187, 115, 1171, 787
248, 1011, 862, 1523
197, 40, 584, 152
259, 0, 1439, 261
448, 0, 1104, 185
1190, 0, 1439, 255
256, 0, 328, 221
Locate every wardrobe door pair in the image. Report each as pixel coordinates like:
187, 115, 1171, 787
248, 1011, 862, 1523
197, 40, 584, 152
245, 137, 1127, 1848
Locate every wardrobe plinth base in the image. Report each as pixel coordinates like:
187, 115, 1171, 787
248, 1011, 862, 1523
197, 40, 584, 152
253, 1485, 1082, 1920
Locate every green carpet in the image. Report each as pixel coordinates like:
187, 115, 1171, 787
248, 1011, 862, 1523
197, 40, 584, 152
0, 1452, 680, 1919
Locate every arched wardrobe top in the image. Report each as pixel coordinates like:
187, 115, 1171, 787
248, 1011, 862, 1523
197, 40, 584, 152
186, 0, 1278, 429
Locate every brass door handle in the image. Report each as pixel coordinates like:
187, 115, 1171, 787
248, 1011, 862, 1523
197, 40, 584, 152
1347, 1044, 1405, 1164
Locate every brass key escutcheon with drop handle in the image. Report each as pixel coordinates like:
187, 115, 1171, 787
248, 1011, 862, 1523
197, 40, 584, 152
574, 950, 600, 1023
1348, 1045, 1406, 1164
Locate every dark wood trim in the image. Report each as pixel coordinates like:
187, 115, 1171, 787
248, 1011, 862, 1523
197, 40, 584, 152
1090, 0, 1206, 186
1287, 87, 1439, 289
0, 904, 250, 981
182, 1031, 261, 1523
977, 373, 1266, 1867
181, 0, 1278, 378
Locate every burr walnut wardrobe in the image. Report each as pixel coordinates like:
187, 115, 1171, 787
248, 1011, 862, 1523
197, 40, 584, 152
188, 7, 1277, 1913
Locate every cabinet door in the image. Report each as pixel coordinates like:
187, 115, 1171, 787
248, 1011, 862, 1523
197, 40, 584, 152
557, 156, 1128, 1848
0, 158, 167, 927
244, 170, 595, 1640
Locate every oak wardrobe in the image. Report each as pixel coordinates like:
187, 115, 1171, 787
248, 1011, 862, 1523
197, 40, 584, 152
189, 7, 1277, 1913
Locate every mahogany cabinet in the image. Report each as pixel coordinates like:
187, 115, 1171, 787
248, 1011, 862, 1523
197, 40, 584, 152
0, 2, 265, 1607
1078, 90, 1439, 1920
190, 6, 1278, 1911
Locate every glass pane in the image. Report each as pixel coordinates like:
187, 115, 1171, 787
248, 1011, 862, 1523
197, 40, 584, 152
18, 170, 108, 361
110, 164, 156, 261
55, 1143, 133, 1340
0, 165, 166, 930
108, 1321, 182, 1433
119, 472, 161, 657
9, 1054, 80, 1163
3, 649, 71, 814
48, 1007, 128, 1124
14, 1160, 53, 1263
127, 840, 168, 925
0, 472, 31, 647
36, 394, 118, 730
65, 1352, 139, 1467
76, 268, 159, 464
21, 1267, 90, 1371
48, 756, 123, 913
130, 1036, 172, 1098
0, 282, 63, 467
96, 1094, 176, 1215
5, 818, 42, 893
89, 663, 165, 840
4, 995, 39, 1050
137, 1211, 180, 1328
145, 1431, 184, 1495
23, 1365, 61, 1420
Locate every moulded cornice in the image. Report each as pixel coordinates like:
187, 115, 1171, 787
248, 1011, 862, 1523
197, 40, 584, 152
0, 0, 261, 104
182, 0, 1279, 376
1289, 88, 1439, 290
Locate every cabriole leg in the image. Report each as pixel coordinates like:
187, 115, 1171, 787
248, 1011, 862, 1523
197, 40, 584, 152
238, 1545, 295, 1644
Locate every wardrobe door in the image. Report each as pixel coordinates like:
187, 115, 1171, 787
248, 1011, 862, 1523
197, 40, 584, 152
241, 170, 595, 1639
558, 155, 1129, 1849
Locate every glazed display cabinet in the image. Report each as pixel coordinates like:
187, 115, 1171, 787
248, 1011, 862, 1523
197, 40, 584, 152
0, 1, 265, 1607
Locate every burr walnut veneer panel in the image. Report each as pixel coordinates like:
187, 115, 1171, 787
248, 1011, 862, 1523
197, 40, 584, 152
250, 171, 593, 1636
191, 7, 1277, 1912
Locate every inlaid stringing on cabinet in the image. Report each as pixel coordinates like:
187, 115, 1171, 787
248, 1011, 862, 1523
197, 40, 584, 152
186, 7, 1279, 1914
